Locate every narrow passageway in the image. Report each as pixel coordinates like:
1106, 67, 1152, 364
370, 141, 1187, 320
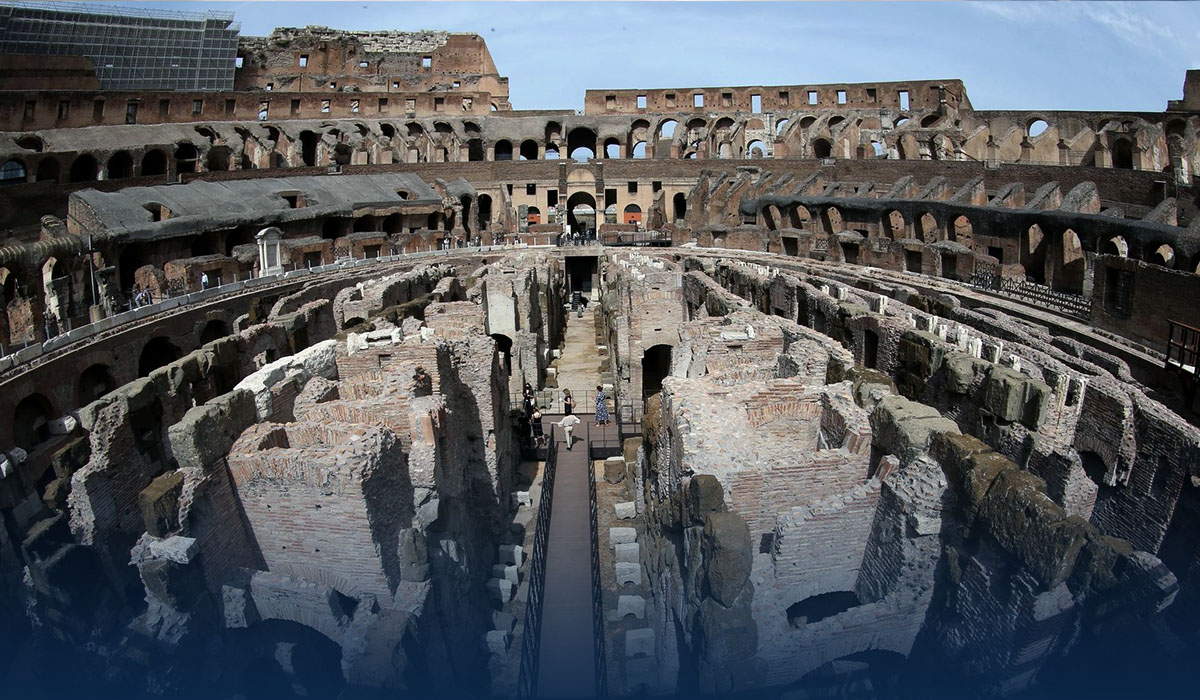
536, 303, 603, 697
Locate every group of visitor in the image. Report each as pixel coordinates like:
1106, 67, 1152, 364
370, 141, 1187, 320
521, 383, 610, 451
130, 284, 154, 308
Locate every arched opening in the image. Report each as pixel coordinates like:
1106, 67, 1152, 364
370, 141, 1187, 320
477, 194, 493, 232
863, 329, 879, 369
16, 135, 44, 152
174, 143, 200, 173
382, 213, 403, 234
1028, 119, 1049, 138
342, 316, 367, 330
871, 140, 885, 158
894, 117, 909, 128
35, 158, 59, 182
631, 141, 647, 159
916, 212, 938, 242
527, 206, 541, 226
921, 113, 941, 128
379, 122, 396, 139
658, 119, 677, 139
200, 319, 231, 344
491, 333, 513, 375
459, 195, 473, 235
775, 118, 790, 136
1023, 224, 1047, 284
642, 344, 672, 402
142, 149, 168, 176
106, 151, 133, 179
332, 144, 352, 166
78, 363, 115, 404
566, 191, 597, 236
0, 158, 25, 185
299, 131, 320, 167
623, 204, 642, 226
353, 215, 377, 233
827, 116, 845, 128
812, 138, 832, 159
69, 153, 99, 182
952, 215, 972, 243
1105, 236, 1129, 257
568, 128, 597, 162
139, 336, 182, 377
494, 140, 513, 161
746, 140, 766, 158
673, 193, 686, 222
604, 137, 621, 159
406, 122, 424, 138
519, 140, 538, 161
1058, 229, 1085, 293
1152, 243, 1176, 269
1113, 139, 1134, 169
467, 138, 484, 161
190, 231, 219, 257
544, 143, 560, 160
232, 619, 345, 700
322, 218, 346, 240
788, 205, 811, 229
206, 145, 231, 172
13, 393, 56, 452
799, 116, 817, 130
787, 591, 861, 627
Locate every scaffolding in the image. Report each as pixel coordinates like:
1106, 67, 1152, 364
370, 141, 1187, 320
0, 1, 241, 91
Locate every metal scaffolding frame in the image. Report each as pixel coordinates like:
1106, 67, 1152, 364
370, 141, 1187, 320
0, 1, 241, 91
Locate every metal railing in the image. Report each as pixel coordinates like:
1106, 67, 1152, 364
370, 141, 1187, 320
517, 424, 557, 698
587, 431, 608, 699
514, 389, 608, 418
967, 270, 1091, 320
1166, 320, 1200, 409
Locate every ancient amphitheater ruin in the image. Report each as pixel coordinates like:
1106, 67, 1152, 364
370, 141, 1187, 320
1, 5, 1199, 699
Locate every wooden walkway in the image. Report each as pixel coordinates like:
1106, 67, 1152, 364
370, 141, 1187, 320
535, 414, 597, 697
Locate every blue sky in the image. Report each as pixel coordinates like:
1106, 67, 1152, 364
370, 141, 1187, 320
110, 1, 1200, 112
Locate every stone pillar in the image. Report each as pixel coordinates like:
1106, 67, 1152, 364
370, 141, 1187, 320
256, 227, 285, 277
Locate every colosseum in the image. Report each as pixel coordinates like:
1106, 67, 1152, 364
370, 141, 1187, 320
0, 3, 1198, 699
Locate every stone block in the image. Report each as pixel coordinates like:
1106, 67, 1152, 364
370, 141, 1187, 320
491, 610, 516, 633
498, 544, 524, 566
167, 389, 257, 471
688, 474, 725, 523
625, 628, 655, 657
492, 564, 519, 584
487, 577, 514, 603
616, 595, 645, 620
484, 629, 511, 655
943, 351, 986, 395
614, 542, 640, 564
610, 527, 637, 545
604, 456, 626, 484
615, 502, 636, 520
138, 471, 185, 538
148, 536, 199, 565
703, 512, 752, 607
222, 584, 260, 628
616, 562, 641, 586
399, 529, 430, 581
871, 394, 960, 456
512, 490, 532, 508
699, 598, 758, 664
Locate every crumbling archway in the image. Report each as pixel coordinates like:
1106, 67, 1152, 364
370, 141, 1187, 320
139, 336, 182, 377
13, 392, 57, 452
78, 363, 115, 405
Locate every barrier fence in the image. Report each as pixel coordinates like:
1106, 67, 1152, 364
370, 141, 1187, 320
517, 424, 557, 698
587, 435, 609, 698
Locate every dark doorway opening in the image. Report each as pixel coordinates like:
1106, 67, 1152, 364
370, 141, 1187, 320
642, 344, 672, 402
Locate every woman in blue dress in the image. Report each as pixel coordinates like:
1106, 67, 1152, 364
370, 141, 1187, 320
594, 385, 610, 425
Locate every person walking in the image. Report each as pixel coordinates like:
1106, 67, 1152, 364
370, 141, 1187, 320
531, 407, 545, 446
594, 385, 610, 426
555, 413, 581, 450
562, 388, 575, 416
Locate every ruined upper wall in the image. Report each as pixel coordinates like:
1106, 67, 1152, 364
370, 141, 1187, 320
234, 27, 509, 107
584, 80, 971, 116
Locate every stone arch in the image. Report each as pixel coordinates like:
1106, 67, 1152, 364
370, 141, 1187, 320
951, 215, 972, 244
883, 210, 905, 239
1058, 228, 1086, 293
604, 137, 621, 159
493, 139, 513, 161
199, 318, 231, 344
1113, 138, 1135, 169
658, 119, 677, 139
812, 138, 832, 159
206, 145, 232, 172
519, 139, 538, 161
1022, 223, 1047, 284
788, 205, 811, 229
1028, 118, 1050, 138
1104, 236, 1129, 257
566, 191, 597, 235
0, 158, 26, 185
915, 212, 939, 242
1149, 243, 1176, 269
106, 150, 134, 179
775, 118, 790, 136
174, 143, 200, 173
821, 206, 843, 234
12, 392, 57, 452
141, 148, 168, 176
78, 363, 115, 405
35, 157, 60, 182
477, 193, 493, 232
139, 336, 182, 377
568, 128, 597, 162
69, 153, 99, 182
746, 140, 766, 158
631, 141, 647, 159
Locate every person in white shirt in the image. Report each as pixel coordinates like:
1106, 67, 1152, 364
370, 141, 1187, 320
555, 413, 581, 450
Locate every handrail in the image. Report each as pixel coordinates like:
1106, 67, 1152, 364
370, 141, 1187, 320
517, 423, 557, 698
587, 428, 608, 698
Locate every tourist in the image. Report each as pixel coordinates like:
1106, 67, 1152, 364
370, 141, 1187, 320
201, 271, 209, 290
555, 412, 580, 450
562, 388, 575, 415
131, 283, 142, 308
595, 385, 609, 426
531, 407, 545, 446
